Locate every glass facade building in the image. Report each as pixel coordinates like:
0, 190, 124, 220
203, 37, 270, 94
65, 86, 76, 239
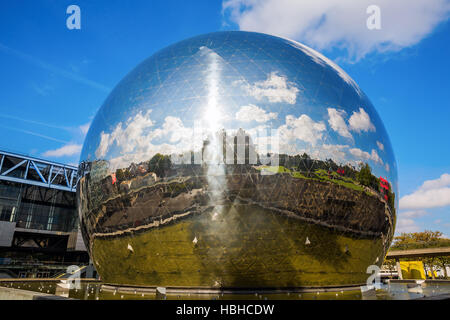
0, 180, 77, 232
0, 151, 78, 233
0, 150, 87, 278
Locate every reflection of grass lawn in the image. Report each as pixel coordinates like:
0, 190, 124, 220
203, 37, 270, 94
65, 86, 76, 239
256, 166, 369, 194
314, 169, 367, 194
257, 165, 312, 179
258, 165, 291, 174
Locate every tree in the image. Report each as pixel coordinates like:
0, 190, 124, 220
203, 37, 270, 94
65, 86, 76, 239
422, 257, 438, 279
392, 231, 444, 249
435, 256, 450, 279
391, 231, 449, 279
382, 259, 397, 278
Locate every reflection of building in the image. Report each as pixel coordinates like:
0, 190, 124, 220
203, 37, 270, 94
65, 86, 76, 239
379, 176, 389, 201
0, 150, 88, 278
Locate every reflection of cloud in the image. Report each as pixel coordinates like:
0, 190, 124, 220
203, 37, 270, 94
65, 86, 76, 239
278, 114, 326, 145
156, 116, 193, 143
42, 143, 82, 157
222, 0, 450, 61
286, 40, 363, 96
235, 104, 277, 123
327, 108, 352, 139
267, 110, 388, 168
237, 72, 299, 104
349, 108, 375, 133
377, 141, 384, 151
95, 110, 197, 170
400, 173, 450, 209
96, 110, 155, 158
312, 144, 349, 164
349, 147, 383, 165
245, 125, 269, 138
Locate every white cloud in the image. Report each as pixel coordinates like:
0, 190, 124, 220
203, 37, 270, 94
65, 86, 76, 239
349, 147, 383, 165
400, 188, 450, 209
400, 210, 429, 218
377, 141, 384, 151
348, 108, 375, 133
237, 72, 299, 104
278, 114, 326, 145
396, 218, 420, 233
395, 210, 430, 234
42, 143, 82, 157
236, 104, 277, 123
400, 173, 450, 209
222, 0, 450, 61
327, 108, 352, 139
420, 173, 450, 191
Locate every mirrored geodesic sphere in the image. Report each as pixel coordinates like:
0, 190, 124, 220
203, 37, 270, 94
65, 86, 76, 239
78, 31, 397, 288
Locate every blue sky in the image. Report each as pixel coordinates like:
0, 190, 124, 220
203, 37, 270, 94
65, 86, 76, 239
0, 0, 449, 236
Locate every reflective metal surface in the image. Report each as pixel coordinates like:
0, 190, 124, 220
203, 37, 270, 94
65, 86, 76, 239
77, 31, 397, 288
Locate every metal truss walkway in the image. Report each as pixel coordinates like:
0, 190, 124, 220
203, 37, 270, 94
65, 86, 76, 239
0, 150, 79, 192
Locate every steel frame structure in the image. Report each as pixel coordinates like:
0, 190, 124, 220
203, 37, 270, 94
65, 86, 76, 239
0, 150, 79, 192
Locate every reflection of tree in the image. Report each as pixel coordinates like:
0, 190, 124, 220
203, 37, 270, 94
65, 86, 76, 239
148, 153, 172, 178
357, 163, 378, 190
115, 168, 132, 182
81, 130, 396, 213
